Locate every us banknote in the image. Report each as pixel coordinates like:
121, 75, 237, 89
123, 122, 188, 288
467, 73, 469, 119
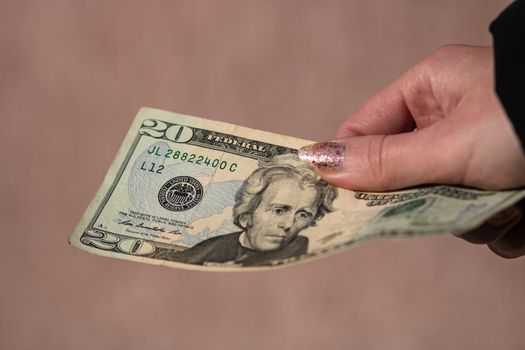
69, 108, 525, 271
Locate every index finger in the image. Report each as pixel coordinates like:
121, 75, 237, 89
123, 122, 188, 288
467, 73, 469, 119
337, 80, 416, 138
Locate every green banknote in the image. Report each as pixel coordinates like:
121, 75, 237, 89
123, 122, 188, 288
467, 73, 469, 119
69, 108, 525, 271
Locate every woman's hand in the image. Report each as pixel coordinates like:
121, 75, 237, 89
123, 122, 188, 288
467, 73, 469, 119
299, 45, 525, 257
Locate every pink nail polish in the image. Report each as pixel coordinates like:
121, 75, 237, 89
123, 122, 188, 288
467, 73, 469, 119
298, 141, 345, 171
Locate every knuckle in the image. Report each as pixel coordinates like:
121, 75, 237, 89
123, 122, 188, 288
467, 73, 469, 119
436, 43, 464, 54
427, 44, 467, 65
365, 135, 389, 188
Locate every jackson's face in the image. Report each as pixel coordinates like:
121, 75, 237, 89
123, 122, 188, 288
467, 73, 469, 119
243, 178, 318, 252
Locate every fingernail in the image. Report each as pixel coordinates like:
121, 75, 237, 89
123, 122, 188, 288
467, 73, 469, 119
298, 141, 345, 171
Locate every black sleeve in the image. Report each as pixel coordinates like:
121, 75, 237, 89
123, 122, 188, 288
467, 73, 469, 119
490, 0, 525, 151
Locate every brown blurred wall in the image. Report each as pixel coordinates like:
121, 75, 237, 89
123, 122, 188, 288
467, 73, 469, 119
2, 1, 524, 350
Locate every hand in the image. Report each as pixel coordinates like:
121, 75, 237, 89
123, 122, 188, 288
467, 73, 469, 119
299, 44, 525, 257
454, 199, 524, 258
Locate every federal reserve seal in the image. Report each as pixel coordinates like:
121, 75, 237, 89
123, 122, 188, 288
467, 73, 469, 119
158, 176, 204, 211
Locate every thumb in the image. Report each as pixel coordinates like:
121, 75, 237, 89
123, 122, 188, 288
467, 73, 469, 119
298, 128, 467, 191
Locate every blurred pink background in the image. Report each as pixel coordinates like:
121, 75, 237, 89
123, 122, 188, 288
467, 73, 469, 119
2, 1, 524, 349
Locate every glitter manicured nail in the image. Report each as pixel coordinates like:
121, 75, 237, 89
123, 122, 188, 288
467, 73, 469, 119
298, 141, 345, 171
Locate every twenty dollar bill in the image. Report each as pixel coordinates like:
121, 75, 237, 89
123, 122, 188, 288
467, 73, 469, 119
69, 108, 525, 271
